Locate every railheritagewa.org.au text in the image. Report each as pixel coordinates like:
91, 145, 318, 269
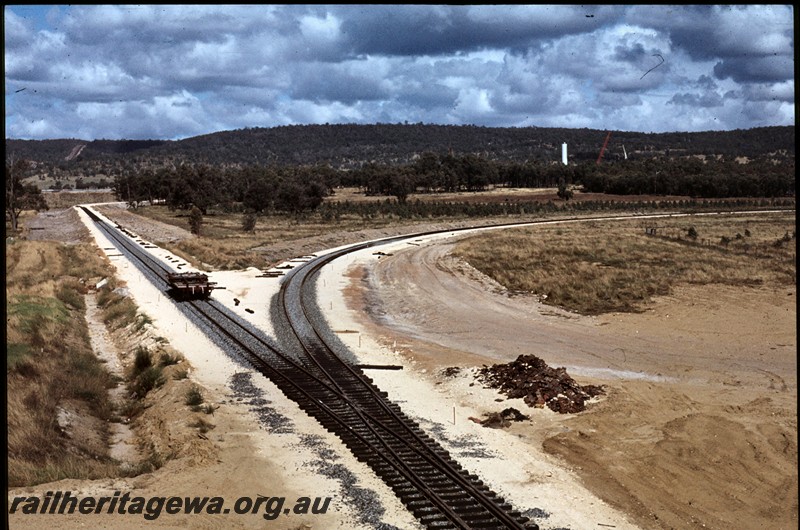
8, 491, 332, 521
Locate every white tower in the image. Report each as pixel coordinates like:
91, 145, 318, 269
561, 143, 568, 165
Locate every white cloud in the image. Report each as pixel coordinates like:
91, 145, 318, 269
3, 5, 794, 139
712, 5, 794, 56
299, 12, 341, 43
281, 99, 364, 125
11, 118, 57, 138
451, 88, 493, 121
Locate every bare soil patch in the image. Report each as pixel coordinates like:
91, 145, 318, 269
94, 203, 195, 243
23, 207, 90, 244
344, 222, 797, 530
42, 190, 117, 209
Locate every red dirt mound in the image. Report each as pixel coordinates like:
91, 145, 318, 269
476, 355, 605, 413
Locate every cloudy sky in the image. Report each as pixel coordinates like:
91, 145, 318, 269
4, 4, 795, 140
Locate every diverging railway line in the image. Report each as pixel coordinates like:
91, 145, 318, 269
80, 206, 537, 530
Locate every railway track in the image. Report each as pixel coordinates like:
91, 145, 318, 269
80, 206, 537, 529
82, 204, 792, 528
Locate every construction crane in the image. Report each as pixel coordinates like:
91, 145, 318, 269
596, 131, 612, 164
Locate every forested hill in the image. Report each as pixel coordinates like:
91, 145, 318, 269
6, 124, 795, 170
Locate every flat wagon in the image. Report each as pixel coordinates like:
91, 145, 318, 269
166, 272, 217, 300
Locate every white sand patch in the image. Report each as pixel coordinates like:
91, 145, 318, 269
84, 293, 140, 465
566, 366, 675, 383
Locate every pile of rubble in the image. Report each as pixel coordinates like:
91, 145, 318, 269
471, 407, 530, 428
476, 355, 605, 414
439, 366, 462, 378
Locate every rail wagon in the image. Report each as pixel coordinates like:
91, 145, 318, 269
166, 272, 217, 300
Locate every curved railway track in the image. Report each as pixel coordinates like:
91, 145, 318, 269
80, 206, 537, 529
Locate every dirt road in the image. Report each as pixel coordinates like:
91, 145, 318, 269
348, 235, 797, 530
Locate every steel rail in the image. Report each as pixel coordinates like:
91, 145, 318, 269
80, 206, 179, 285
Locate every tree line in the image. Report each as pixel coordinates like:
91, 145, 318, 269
8, 150, 792, 234
111, 152, 794, 223
8, 124, 795, 170
579, 156, 794, 198
114, 164, 331, 215
317, 196, 793, 223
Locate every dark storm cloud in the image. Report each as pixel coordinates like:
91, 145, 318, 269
694, 75, 718, 91
396, 83, 459, 111
613, 42, 647, 63
289, 64, 389, 103
4, 4, 794, 140
333, 5, 617, 57
713, 55, 796, 84
628, 5, 794, 81
627, 5, 715, 59
740, 82, 794, 103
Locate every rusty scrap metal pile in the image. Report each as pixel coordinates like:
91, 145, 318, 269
477, 355, 605, 414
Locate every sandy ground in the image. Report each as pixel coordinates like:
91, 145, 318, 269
334, 225, 797, 530
9, 205, 797, 530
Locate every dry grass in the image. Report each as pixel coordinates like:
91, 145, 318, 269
9, 457, 121, 487
327, 186, 558, 204
41, 190, 117, 209
5, 240, 64, 297
126, 190, 792, 272
454, 212, 796, 315
6, 235, 182, 486
136, 204, 435, 270
189, 417, 215, 434
6, 239, 120, 487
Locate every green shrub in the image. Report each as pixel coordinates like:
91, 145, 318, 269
130, 366, 164, 398
189, 418, 214, 434
119, 399, 145, 419
185, 386, 204, 408
8, 295, 69, 328
102, 297, 137, 329
132, 346, 152, 375
56, 285, 86, 311
133, 313, 153, 332
8, 343, 33, 371
95, 287, 117, 308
